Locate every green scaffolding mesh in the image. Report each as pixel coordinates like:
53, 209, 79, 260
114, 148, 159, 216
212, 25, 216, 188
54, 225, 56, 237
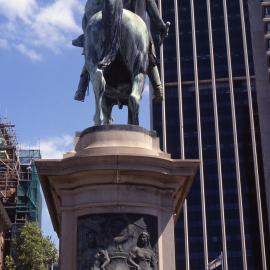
16, 150, 42, 227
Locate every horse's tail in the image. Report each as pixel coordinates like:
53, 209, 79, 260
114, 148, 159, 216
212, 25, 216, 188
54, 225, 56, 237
99, 0, 123, 68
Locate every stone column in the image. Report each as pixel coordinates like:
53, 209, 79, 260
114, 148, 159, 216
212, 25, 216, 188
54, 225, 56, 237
36, 125, 199, 270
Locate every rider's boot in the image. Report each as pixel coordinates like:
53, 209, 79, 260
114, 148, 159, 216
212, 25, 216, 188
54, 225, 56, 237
148, 65, 163, 103
146, 0, 170, 44
74, 68, 89, 102
72, 34, 84, 48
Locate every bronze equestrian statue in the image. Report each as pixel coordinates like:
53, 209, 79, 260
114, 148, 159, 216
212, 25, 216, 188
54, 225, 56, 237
73, 0, 170, 125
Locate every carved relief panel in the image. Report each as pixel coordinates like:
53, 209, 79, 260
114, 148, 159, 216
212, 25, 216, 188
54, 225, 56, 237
77, 214, 158, 270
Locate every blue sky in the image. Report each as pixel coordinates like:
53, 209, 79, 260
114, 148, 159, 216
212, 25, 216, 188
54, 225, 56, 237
0, 0, 150, 247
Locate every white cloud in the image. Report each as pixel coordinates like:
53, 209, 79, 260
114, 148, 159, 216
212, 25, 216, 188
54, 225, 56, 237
0, 39, 8, 49
21, 134, 73, 159
39, 135, 73, 159
15, 43, 42, 61
0, 0, 84, 56
35, 0, 81, 33
31, 0, 82, 51
0, 0, 37, 22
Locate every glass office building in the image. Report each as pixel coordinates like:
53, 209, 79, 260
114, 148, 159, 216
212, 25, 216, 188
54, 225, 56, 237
152, 1, 270, 269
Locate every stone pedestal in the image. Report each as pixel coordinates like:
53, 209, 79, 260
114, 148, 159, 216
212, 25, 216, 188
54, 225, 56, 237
36, 125, 199, 270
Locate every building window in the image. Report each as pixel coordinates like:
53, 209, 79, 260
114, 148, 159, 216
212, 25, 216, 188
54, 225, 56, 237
265, 6, 270, 16
266, 22, 270, 32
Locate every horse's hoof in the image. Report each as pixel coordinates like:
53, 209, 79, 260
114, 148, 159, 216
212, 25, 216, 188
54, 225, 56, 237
74, 92, 85, 102
94, 117, 101, 126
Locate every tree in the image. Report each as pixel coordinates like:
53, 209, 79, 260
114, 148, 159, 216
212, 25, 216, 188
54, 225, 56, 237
5, 223, 58, 270
4, 256, 16, 270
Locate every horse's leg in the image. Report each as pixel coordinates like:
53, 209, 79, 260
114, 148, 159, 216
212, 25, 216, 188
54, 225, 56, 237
101, 94, 113, 125
128, 73, 145, 125
89, 67, 106, 125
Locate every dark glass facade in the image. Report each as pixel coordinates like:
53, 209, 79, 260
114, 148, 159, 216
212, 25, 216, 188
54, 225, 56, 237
152, 0, 269, 269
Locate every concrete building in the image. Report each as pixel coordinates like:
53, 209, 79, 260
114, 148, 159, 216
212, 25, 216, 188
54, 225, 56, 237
152, 0, 270, 269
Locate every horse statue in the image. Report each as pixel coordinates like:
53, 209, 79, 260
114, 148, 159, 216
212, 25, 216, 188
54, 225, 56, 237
81, 0, 150, 126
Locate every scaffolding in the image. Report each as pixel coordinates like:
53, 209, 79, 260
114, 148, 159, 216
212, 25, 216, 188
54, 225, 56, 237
17, 149, 42, 228
0, 118, 20, 223
0, 118, 42, 256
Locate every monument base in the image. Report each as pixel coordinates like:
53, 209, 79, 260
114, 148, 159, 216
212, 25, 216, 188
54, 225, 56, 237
36, 125, 199, 270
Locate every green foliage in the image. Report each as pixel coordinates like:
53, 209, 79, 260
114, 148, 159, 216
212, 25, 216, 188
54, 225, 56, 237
4, 255, 16, 270
5, 223, 58, 270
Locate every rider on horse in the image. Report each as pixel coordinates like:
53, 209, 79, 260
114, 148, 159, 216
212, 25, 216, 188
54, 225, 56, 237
73, 0, 170, 103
